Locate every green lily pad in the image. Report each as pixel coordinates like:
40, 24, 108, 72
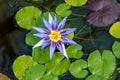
46, 52, 70, 76
21, 64, 46, 80
32, 47, 50, 64
88, 50, 116, 80
55, 3, 72, 17
112, 41, 120, 59
16, 6, 42, 30
109, 22, 120, 38
25, 30, 41, 46
69, 60, 88, 78
66, 32, 74, 39
67, 44, 83, 59
13, 55, 36, 79
42, 73, 58, 80
64, 0, 87, 6
117, 68, 120, 73
86, 75, 100, 80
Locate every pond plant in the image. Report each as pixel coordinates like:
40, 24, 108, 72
7, 0, 120, 80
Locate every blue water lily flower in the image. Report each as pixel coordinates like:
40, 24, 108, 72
33, 13, 76, 59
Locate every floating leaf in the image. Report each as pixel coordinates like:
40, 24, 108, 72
13, 55, 36, 79
16, 6, 42, 30
25, 30, 41, 46
117, 67, 120, 73
112, 41, 120, 59
67, 44, 83, 59
21, 64, 46, 80
66, 32, 74, 39
46, 52, 70, 76
109, 22, 120, 38
32, 47, 50, 64
88, 50, 116, 80
86, 75, 100, 80
64, 0, 87, 6
69, 60, 88, 78
55, 3, 72, 17
85, 0, 120, 27
42, 73, 58, 80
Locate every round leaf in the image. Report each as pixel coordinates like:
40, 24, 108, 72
25, 30, 41, 46
102, 50, 116, 80
21, 64, 46, 80
88, 50, 102, 76
112, 41, 120, 59
67, 44, 83, 59
13, 55, 36, 79
42, 73, 58, 80
88, 50, 116, 80
55, 3, 72, 17
117, 68, 120, 73
69, 60, 88, 78
16, 6, 42, 30
46, 52, 70, 76
109, 22, 120, 38
64, 0, 87, 6
32, 47, 50, 64
66, 32, 74, 39
86, 75, 100, 80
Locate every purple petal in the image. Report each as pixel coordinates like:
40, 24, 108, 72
56, 42, 68, 58
56, 42, 63, 53
58, 17, 67, 30
42, 18, 52, 31
60, 28, 76, 36
52, 15, 58, 30
33, 33, 48, 38
62, 37, 76, 44
50, 42, 56, 59
49, 13, 53, 24
33, 27, 46, 33
41, 40, 50, 48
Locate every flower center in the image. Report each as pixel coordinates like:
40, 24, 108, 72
49, 31, 61, 42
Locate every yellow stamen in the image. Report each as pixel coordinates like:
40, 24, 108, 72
49, 31, 61, 42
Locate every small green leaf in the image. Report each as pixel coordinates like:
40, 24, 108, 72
55, 3, 72, 17
88, 50, 102, 76
42, 73, 58, 80
32, 47, 50, 64
102, 50, 116, 80
117, 68, 120, 73
88, 50, 116, 80
109, 21, 120, 38
64, 0, 87, 6
112, 41, 120, 59
67, 44, 83, 59
66, 32, 74, 39
86, 75, 100, 80
21, 64, 46, 80
46, 52, 70, 76
13, 55, 36, 79
69, 60, 88, 78
16, 6, 42, 30
25, 30, 41, 46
